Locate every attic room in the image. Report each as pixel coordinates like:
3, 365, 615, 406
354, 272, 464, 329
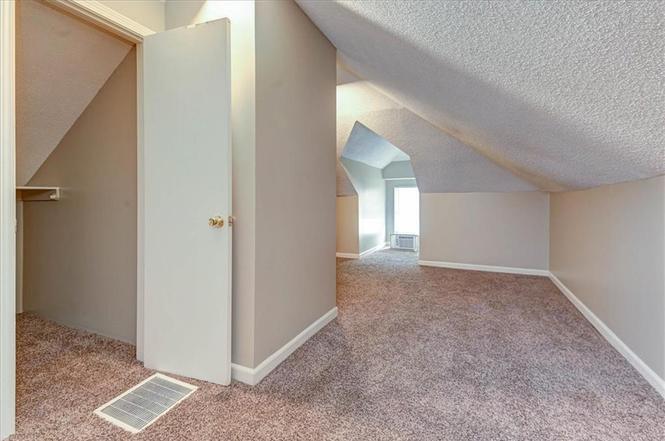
0, 1, 663, 440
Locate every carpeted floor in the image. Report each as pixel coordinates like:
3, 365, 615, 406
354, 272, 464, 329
12, 250, 665, 440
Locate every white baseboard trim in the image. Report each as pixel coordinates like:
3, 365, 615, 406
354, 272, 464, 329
359, 242, 389, 258
229, 363, 254, 385
418, 260, 549, 277
231, 306, 338, 386
548, 273, 665, 399
337, 242, 388, 260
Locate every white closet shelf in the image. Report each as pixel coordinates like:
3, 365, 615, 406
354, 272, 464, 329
16, 186, 61, 201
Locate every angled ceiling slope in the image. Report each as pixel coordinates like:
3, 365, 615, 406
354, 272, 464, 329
17, 0, 133, 185
342, 122, 409, 169
337, 81, 537, 194
299, 1, 665, 190
337, 121, 410, 196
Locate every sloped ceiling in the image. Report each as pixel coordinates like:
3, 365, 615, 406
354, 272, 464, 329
17, 0, 133, 185
342, 122, 409, 169
299, 1, 665, 191
337, 81, 537, 195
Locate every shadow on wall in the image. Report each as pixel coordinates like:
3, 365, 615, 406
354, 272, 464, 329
329, 4, 647, 190
340, 157, 386, 255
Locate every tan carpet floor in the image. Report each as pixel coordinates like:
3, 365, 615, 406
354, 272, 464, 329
12, 250, 665, 440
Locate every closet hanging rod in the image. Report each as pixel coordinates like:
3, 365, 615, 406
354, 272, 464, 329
16, 186, 61, 201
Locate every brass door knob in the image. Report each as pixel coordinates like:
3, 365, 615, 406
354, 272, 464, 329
208, 216, 225, 228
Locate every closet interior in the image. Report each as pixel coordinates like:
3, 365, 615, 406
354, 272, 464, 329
15, 0, 138, 346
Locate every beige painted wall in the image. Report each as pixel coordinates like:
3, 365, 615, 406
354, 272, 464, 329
337, 196, 359, 255
550, 176, 665, 379
420, 192, 550, 270
22, 50, 137, 343
254, 0, 336, 365
165, 0, 257, 367
100, 0, 165, 31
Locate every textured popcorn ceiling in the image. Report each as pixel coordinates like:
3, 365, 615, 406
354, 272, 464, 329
16, 0, 132, 185
299, 1, 665, 191
337, 81, 536, 195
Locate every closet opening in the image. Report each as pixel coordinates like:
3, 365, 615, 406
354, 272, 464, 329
15, 0, 138, 435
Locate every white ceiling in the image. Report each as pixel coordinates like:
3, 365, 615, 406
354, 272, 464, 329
337, 81, 536, 195
16, 0, 132, 185
341, 122, 409, 169
299, 1, 665, 191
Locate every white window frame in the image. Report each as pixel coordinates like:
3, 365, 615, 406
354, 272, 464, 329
393, 186, 420, 235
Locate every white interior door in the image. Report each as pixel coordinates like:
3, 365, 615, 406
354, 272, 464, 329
142, 19, 231, 385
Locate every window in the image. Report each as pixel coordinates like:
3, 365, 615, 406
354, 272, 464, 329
394, 187, 419, 234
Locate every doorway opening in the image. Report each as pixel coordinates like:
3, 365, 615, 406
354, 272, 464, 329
335, 121, 420, 259
8, 2, 234, 438
13, 0, 140, 437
